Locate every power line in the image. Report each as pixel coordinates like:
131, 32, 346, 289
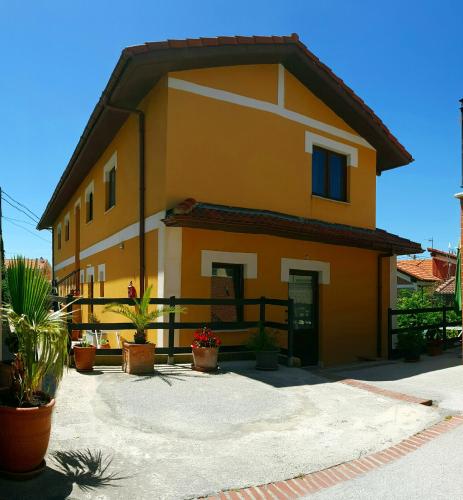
3, 215, 36, 227
2, 190, 40, 223
3, 219, 51, 244
1, 196, 44, 228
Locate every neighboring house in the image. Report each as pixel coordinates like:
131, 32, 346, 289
38, 34, 422, 366
5, 257, 52, 282
397, 248, 457, 294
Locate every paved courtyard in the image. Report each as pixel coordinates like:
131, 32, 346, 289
0, 360, 439, 499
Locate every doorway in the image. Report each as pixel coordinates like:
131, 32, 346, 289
288, 270, 319, 365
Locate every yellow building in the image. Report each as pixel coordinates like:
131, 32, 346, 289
38, 34, 422, 366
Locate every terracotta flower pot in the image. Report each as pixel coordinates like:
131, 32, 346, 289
122, 342, 155, 374
74, 346, 96, 371
0, 393, 54, 473
192, 347, 219, 372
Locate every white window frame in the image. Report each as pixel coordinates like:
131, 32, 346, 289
305, 131, 358, 168
281, 258, 330, 285
201, 250, 257, 279
103, 152, 117, 212
57, 223, 62, 249
97, 264, 106, 282
85, 181, 94, 223
64, 212, 70, 241
86, 266, 95, 283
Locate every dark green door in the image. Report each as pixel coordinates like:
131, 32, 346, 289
288, 270, 319, 365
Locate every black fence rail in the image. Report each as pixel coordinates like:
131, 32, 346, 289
57, 295, 295, 364
387, 306, 462, 359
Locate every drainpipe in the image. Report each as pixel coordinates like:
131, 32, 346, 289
377, 252, 393, 358
104, 103, 145, 297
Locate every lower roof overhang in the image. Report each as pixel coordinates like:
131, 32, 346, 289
163, 201, 423, 256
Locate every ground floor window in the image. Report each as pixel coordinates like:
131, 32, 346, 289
211, 263, 244, 323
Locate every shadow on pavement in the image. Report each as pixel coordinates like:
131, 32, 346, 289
0, 448, 126, 500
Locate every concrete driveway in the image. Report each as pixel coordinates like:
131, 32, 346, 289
0, 361, 439, 500
323, 348, 463, 414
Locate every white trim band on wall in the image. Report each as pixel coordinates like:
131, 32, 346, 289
201, 250, 258, 279
54, 255, 75, 272
168, 77, 374, 150
281, 258, 330, 284
305, 131, 358, 167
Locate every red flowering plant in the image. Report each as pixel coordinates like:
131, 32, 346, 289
191, 327, 222, 349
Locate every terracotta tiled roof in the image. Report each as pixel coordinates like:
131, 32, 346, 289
124, 34, 411, 165
396, 259, 438, 281
5, 257, 52, 280
38, 33, 414, 229
435, 277, 456, 295
164, 200, 423, 255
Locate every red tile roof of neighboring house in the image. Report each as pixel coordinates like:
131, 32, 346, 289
5, 257, 52, 280
38, 33, 413, 229
396, 259, 438, 282
164, 199, 423, 255
435, 277, 456, 295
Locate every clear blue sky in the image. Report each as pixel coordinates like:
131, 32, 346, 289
0, 0, 461, 262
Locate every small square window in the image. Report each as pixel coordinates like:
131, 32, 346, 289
312, 146, 347, 201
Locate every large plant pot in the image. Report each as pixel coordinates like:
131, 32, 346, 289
122, 342, 155, 375
74, 346, 96, 371
0, 393, 54, 473
192, 347, 218, 372
255, 350, 279, 370
427, 341, 443, 356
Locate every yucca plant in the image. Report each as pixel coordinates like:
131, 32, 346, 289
104, 285, 182, 344
1, 257, 69, 406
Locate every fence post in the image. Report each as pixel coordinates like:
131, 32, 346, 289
167, 296, 175, 365
259, 296, 266, 326
287, 298, 295, 366
66, 294, 74, 354
442, 306, 447, 344
387, 308, 393, 360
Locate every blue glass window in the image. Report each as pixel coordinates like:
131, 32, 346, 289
311, 146, 347, 201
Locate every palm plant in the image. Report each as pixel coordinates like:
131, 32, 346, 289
1, 257, 69, 406
104, 285, 182, 344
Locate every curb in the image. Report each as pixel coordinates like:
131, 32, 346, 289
204, 415, 463, 499
339, 379, 433, 406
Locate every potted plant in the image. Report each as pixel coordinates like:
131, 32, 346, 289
426, 328, 443, 356
247, 323, 280, 370
73, 340, 97, 371
98, 338, 111, 350
397, 330, 426, 362
0, 257, 68, 474
105, 285, 179, 374
191, 327, 221, 372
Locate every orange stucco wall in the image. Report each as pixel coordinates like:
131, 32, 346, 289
179, 227, 390, 367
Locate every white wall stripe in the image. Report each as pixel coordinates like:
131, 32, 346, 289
54, 210, 166, 269
168, 77, 374, 150
54, 255, 76, 272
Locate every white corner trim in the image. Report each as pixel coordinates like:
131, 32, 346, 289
157, 226, 182, 347
98, 264, 106, 282
281, 258, 330, 285
168, 77, 374, 150
277, 64, 285, 108
86, 266, 95, 283
103, 151, 117, 182
79, 210, 165, 260
201, 250, 257, 279
305, 131, 358, 167
54, 255, 76, 272
85, 181, 94, 200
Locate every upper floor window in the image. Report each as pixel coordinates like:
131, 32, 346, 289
57, 224, 62, 250
85, 182, 94, 223
312, 146, 347, 202
106, 166, 116, 210
104, 153, 117, 212
64, 213, 70, 241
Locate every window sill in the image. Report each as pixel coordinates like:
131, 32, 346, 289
104, 205, 116, 215
311, 194, 350, 205
85, 219, 94, 226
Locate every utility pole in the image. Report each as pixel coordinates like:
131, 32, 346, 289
0, 186, 3, 361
